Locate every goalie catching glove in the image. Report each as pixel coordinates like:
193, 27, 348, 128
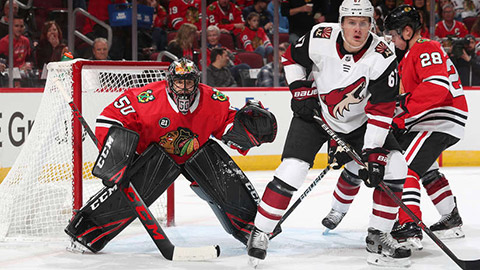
222, 100, 277, 152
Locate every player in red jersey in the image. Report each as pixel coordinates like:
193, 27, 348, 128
168, 0, 202, 30
82, 58, 278, 247
206, 0, 245, 34
384, 5, 468, 249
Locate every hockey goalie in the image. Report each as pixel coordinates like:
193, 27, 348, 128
65, 58, 278, 253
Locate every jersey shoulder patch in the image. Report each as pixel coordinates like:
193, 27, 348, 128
374, 41, 394, 58
211, 88, 229, 102
313, 26, 333, 39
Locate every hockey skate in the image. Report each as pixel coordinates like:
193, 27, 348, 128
322, 208, 346, 230
366, 227, 411, 267
247, 226, 269, 268
430, 198, 465, 239
391, 221, 423, 250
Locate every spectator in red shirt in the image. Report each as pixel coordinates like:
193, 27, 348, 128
0, 16, 32, 69
168, 0, 202, 30
238, 12, 273, 58
435, 3, 469, 38
206, 0, 245, 35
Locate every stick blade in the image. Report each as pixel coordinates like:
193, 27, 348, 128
462, 259, 480, 270
171, 245, 220, 261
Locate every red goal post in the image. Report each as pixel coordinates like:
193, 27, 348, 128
0, 60, 174, 241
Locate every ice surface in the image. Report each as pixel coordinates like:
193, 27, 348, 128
1, 167, 479, 270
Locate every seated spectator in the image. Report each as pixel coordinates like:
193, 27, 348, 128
378, 0, 397, 17
0, 0, 19, 38
206, 25, 250, 84
459, 0, 480, 19
242, 0, 273, 33
207, 47, 237, 87
151, 0, 168, 51
373, 6, 384, 36
418, 9, 430, 38
450, 34, 480, 86
90, 37, 110, 60
235, 0, 254, 9
256, 42, 288, 87
206, 0, 245, 35
166, 23, 199, 64
168, 0, 201, 30
267, 0, 289, 34
0, 15, 32, 70
36, 21, 68, 70
238, 12, 273, 58
435, 3, 469, 38
470, 16, 480, 37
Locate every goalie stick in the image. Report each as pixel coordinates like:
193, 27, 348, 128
313, 112, 480, 270
55, 79, 220, 261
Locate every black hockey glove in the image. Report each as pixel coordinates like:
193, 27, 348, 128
222, 100, 277, 151
327, 139, 352, 170
359, 148, 389, 188
289, 80, 320, 121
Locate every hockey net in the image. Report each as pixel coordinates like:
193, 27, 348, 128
0, 60, 174, 241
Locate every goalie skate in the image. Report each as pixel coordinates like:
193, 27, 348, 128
366, 227, 411, 267
430, 200, 465, 239
391, 221, 423, 251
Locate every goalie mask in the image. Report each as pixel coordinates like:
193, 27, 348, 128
167, 58, 200, 114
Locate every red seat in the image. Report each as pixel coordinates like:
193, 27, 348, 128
219, 33, 235, 51
463, 17, 477, 32
235, 51, 264, 68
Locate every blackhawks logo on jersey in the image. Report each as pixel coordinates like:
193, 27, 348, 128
320, 77, 366, 119
211, 89, 228, 102
137, 89, 155, 103
313, 27, 332, 39
159, 127, 200, 157
375, 42, 394, 58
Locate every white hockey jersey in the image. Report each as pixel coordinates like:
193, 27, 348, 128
283, 23, 398, 150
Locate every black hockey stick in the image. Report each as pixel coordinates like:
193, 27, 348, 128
313, 113, 480, 270
55, 79, 220, 261
271, 164, 332, 238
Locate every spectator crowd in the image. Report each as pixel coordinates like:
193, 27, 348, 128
1, 0, 480, 87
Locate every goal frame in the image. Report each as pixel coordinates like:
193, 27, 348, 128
70, 60, 175, 226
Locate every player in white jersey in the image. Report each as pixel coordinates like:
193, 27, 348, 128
246, 0, 411, 267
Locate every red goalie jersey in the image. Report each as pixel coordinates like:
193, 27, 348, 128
397, 38, 468, 139
95, 81, 236, 164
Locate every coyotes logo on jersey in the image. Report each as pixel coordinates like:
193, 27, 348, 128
320, 77, 366, 119
159, 127, 200, 156
375, 41, 394, 58
313, 27, 332, 39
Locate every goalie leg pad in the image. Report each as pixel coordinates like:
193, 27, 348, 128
92, 126, 139, 188
184, 139, 260, 245
65, 143, 181, 252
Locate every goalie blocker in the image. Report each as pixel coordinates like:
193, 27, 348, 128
66, 126, 266, 252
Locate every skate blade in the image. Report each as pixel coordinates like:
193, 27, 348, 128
66, 240, 88, 254
432, 227, 465, 240
367, 253, 411, 267
398, 237, 423, 251
248, 256, 261, 268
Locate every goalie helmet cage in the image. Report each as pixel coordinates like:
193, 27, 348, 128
0, 59, 175, 241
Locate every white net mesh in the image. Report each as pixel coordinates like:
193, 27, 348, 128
0, 60, 170, 241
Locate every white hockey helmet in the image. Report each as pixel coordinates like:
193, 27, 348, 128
338, 0, 375, 24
